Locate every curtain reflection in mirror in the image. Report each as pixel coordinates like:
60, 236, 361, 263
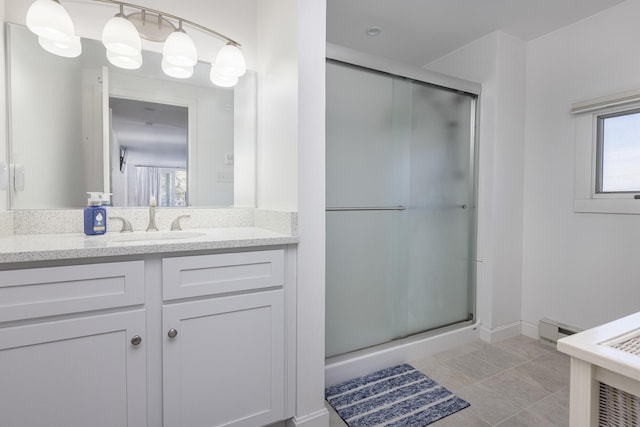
123, 165, 187, 207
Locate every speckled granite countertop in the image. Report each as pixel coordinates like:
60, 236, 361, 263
0, 227, 299, 264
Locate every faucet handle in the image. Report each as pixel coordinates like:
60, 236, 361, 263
110, 216, 133, 233
171, 215, 191, 231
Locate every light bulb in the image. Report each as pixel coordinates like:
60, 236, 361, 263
210, 64, 238, 88
106, 49, 143, 70
39, 35, 81, 58
162, 58, 193, 79
26, 0, 75, 42
215, 43, 246, 77
102, 15, 141, 56
163, 30, 197, 67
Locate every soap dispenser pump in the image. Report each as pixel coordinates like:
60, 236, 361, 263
84, 192, 107, 236
100, 192, 112, 207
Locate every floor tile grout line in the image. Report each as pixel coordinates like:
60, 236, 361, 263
476, 348, 568, 392
429, 348, 564, 425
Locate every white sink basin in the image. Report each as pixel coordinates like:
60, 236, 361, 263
107, 231, 206, 243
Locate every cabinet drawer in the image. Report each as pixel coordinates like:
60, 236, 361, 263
0, 261, 145, 323
163, 250, 285, 300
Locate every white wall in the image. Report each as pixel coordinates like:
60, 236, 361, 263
295, 1, 328, 423
256, 0, 298, 212
0, 0, 6, 211
426, 31, 526, 342
522, 0, 640, 332
256, 1, 329, 425
427, 0, 640, 337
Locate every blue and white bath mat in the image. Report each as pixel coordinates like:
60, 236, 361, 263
325, 364, 469, 426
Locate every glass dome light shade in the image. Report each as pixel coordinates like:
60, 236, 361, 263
210, 64, 238, 88
214, 43, 246, 77
26, 0, 75, 42
162, 31, 198, 67
102, 15, 142, 56
106, 49, 143, 70
161, 58, 193, 79
39, 35, 82, 58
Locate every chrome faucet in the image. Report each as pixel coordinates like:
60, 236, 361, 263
171, 215, 191, 231
146, 196, 158, 231
110, 216, 133, 233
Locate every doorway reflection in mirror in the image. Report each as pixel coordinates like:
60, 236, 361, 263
110, 98, 188, 207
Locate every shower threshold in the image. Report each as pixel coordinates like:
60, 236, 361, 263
325, 319, 478, 387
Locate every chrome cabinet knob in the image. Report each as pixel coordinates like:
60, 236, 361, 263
131, 335, 142, 346
168, 328, 178, 338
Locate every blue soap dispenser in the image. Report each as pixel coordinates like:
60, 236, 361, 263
84, 192, 107, 235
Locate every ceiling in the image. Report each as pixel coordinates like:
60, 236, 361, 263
326, 0, 628, 67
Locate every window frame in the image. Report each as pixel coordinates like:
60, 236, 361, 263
573, 90, 640, 214
595, 107, 640, 196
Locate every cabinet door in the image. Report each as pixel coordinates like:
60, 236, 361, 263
0, 310, 147, 427
163, 290, 285, 427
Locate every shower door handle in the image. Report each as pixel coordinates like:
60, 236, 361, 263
326, 206, 407, 212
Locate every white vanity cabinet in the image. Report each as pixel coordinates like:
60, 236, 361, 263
0, 246, 294, 427
0, 261, 147, 427
161, 250, 288, 427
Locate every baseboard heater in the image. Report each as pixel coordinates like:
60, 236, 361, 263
539, 318, 581, 345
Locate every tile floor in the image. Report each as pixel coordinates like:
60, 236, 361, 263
327, 335, 570, 426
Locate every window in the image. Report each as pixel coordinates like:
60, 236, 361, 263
596, 109, 640, 194
573, 90, 640, 214
159, 168, 188, 207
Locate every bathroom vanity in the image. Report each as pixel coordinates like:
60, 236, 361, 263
0, 225, 298, 427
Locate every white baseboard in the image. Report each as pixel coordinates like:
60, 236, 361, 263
479, 321, 522, 343
521, 321, 539, 339
286, 408, 330, 427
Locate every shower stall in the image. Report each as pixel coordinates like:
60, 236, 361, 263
325, 58, 479, 366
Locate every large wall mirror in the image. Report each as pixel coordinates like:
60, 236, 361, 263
6, 23, 256, 209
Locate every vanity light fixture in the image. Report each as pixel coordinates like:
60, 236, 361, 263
161, 58, 193, 79
210, 64, 238, 88
215, 43, 247, 77
102, 5, 141, 56
26, 0, 80, 57
163, 21, 198, 68
39, 34, 82, 57
25, 0, 247, 87
107, 49, 143, 70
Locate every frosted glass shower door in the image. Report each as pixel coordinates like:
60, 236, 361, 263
325, 61, 476, 358
404, 80, 476, 337
325, 61, 409, 357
